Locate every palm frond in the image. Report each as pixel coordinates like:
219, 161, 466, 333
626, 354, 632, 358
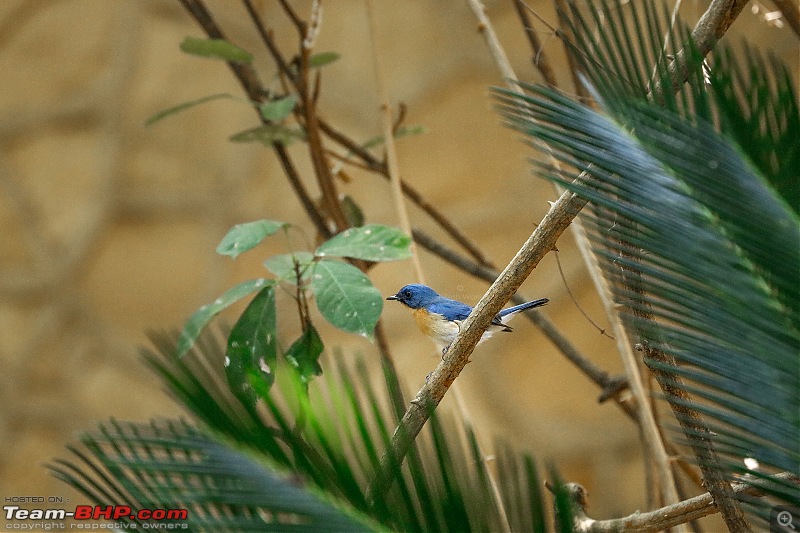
711, 46, 800, 212
557, 0, 800, 214
495, 65, 800, 521
48, 419, 374, 532
49, 330, 555, 532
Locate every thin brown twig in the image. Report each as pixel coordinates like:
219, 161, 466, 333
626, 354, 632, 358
324, 149, 375, 172
242, 0, 293, 76
275, 146, 332, 239
243, 0, 349, 233
278, 0, 305, 34
554, 250, 613, 339
512, 0, 559, 86
319, 120, 497, 268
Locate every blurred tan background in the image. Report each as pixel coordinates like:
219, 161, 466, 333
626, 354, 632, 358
0, 0, 794, 524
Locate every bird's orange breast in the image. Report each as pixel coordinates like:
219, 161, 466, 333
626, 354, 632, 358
410, 307, 462, 349
411, 307, 436, 336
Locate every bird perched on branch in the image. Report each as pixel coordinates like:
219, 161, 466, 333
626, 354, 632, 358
386, 284, 548, 353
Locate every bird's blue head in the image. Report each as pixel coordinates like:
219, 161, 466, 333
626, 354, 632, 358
386, 284, 440, 309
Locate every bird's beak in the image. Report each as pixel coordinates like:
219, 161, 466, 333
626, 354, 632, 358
386, 294, 399, 301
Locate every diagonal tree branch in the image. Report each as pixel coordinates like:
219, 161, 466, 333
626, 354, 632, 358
412, 228, 633, 411
659, 0, 750, 95
367, 188, 587, 501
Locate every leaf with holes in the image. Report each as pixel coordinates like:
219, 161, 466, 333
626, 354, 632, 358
315, 224, 412, 262
311, 260, 382, 338
216, 220, 287, 259
226, 283, 277, 405
284, 325, 324, 384
176, 279, 270, 358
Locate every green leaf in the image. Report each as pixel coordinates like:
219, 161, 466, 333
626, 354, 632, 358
176, 278, 270, 358
362, 125, 427, 150
311, 260, 382, 338
264, 251, 315, 282
259, 95, 299, 122
340, 195, 365, 228
144, 93, 236, 126
229, 124, 305, 146
226, 284, 277, 404
179, 36, 253, 63
284, 325, 324, 384
308, 51, 340, 68
216, 219, 287, 259
315, 224, 412, 262
549, 466, 576, 533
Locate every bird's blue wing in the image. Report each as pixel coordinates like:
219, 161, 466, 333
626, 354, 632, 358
427, 298, 473, 321
428, 298, 508, 328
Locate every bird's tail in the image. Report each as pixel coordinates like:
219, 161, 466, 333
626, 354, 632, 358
498, 298, 549, 320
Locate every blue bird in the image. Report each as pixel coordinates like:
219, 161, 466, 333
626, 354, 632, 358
386, 284, 549, 353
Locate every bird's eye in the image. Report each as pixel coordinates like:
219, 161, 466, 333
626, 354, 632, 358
402, 290, 411, 298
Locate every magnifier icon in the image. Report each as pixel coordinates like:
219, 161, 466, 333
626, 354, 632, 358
778, 510, 796, 529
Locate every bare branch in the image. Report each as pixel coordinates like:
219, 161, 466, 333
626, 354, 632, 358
512, 0, 559, 86
563, 473, 797, 533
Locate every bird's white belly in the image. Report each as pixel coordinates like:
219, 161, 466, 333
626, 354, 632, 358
413, 310, 505, 353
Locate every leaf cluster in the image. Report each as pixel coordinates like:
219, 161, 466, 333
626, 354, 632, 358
177, 221, 411, 401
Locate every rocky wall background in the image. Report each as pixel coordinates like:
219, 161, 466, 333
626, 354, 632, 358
0, 0, 795, 523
